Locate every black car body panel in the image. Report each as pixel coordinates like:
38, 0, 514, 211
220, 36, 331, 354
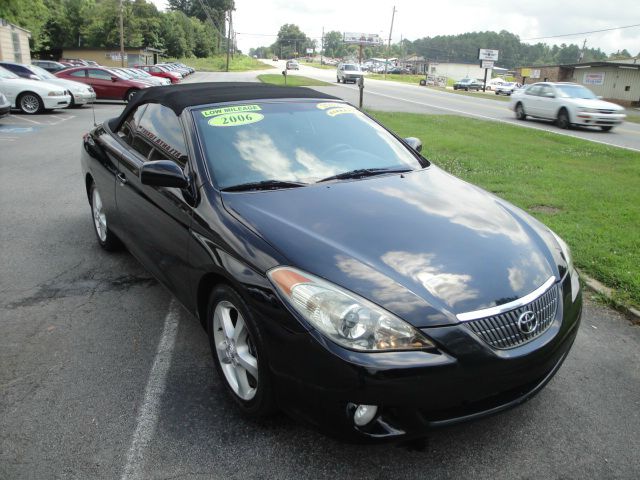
80, 83, 582, 441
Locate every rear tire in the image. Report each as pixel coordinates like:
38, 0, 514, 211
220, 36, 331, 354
207, 285, 276, 417
336, 76, 341, 83
515, 103, 527, 120
556, 109, 570, 129
18, 92, 44, 114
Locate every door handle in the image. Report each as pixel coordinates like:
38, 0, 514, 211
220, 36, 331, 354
117, 172, 127, 185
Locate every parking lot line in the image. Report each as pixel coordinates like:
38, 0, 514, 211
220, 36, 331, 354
9, 114, 42, 125
121, 300, 181, 480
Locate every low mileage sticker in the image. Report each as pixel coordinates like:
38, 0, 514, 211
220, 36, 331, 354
208, 112, 264, 127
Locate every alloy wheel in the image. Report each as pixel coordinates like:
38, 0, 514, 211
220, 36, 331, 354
212, 300, 258, 401
20, 94, 41, 114
91, 188, 107, 242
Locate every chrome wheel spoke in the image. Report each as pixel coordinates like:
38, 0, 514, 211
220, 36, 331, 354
236, 347, 258, 380
233, 315, 246, 342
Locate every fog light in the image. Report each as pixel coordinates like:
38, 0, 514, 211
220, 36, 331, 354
353, 404, 378, 426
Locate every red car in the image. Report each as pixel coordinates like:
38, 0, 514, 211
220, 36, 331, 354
135, 65, 181, 84
55, 66, 150, 102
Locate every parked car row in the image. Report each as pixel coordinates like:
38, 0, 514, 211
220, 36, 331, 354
0, 60, 194, 114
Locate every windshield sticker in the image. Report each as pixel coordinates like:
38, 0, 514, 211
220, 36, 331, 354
316, 102, 346, 110
208, 112, 264, 127
326, 106, 358, 117
201, 104, 261, 118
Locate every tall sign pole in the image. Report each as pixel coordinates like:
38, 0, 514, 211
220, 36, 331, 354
384, 6, 396, 79
225, 10, 232, 72
321, 26, 324, 65
119, 0, 125, 67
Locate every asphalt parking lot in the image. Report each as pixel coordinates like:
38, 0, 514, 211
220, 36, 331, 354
1, 84, 640, 479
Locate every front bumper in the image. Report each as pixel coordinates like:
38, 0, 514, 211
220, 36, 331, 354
266, 272, 582, 441
573, 112, 625, 126
0, 103, 10, 118
71, 91, 96, 105
43, 94, 71, 109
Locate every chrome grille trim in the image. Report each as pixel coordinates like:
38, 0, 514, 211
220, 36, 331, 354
463, 283, 559, 349
457, 276, 556, 322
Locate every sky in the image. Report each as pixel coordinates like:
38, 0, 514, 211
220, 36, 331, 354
150, 0, 640, 56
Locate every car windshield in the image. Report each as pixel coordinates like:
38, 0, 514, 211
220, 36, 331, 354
110, 69, 131, 79
554, 84, 598, 99
344, 64, 359, 71
0, 66, 19, 79
29, 64, 56, 79
193, 100, 424, 189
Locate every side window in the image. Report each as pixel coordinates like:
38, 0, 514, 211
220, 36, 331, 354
87, 69, 112, 80
136, 104, 188, 167
69, 69, 86, 78
526, 85, 542, 96
540, 86, 554, 98
117, 104, 147, 147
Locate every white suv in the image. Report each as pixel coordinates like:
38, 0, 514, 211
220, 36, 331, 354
336, 63, 363, 84
510, 82, 626, 131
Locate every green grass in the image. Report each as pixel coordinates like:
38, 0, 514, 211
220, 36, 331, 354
625, 111, 640, 124
369, 112, 640, 308
305, 61, 336, 70
167, 55, 273, 72
367, 73, 426, 84
257, 74, 333, 87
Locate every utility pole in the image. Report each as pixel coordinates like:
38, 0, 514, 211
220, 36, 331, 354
321, 26, 324, 65
384, 6, 396, 79
119, 0, 125, 67
225, 10, 232, 72
578, 38, 587, 62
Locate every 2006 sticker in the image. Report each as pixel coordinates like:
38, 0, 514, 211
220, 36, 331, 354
208, 112, 264, 127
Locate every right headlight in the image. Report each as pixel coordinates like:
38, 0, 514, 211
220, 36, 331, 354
268, 266, 434, 352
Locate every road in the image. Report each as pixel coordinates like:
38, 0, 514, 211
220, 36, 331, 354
261, 60, 640, 152
1, 74, 639, 480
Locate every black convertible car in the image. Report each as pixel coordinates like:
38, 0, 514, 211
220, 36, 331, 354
81, 82, 582, 441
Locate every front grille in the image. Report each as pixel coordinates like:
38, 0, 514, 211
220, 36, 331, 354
597, 109, 614, 114
464, 284, 559, 349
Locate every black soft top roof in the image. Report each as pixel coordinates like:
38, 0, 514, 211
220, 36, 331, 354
110, 82, 340, 131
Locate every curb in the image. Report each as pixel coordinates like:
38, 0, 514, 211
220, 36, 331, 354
578, 269, 640, 320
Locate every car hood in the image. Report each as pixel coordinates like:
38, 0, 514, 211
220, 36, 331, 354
564, 97, 624, 110
222, 167, 560, 327
0, 77, 66, 93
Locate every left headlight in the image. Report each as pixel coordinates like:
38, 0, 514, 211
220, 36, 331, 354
578, 107, 598, 113
268, 266, 434, 352
48, 91, 65, 96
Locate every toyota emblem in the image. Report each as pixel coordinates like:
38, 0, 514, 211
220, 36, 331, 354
517, 310, 538, 334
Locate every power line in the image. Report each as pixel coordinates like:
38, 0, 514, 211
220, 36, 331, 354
522, 23, 640, 41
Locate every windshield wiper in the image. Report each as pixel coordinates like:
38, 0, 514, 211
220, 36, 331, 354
318, 167, 412, 183
221, 179, 307, 192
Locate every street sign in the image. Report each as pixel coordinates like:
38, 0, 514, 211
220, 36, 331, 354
306, 48, 313, 54
478, 49, 499, 61
480, 60, 494, 69
343, 33, 383, 45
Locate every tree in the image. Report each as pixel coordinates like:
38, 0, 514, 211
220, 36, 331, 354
274, 24, 310, 58
0, 0, 49, 50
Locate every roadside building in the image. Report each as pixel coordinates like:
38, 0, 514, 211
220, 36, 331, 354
60, 47, 164, 67
0, 18, 31, 63
515, 61, 640, 106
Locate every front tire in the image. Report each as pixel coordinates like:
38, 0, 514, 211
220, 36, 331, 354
556, 108, 571, 129
18, 92, 44, 114
600, 126, 613, 132
515, 102, 527, 120
207, 285, 275, 417
89, 183, 121, 251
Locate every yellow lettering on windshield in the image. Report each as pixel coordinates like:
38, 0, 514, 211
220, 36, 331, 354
201, 104, 262, 117
208, 112, 264, 127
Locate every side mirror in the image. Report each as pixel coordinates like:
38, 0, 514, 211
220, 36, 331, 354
111, 76, 118, 82
404, 137, 423, 153
140, 160, 189, 189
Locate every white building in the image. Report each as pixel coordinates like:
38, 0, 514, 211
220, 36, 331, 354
426, 62, 491, 81
0, 18, 31, 63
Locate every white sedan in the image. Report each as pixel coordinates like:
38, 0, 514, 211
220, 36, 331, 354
510, 82, 626, 131
0, 65, 70, 114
